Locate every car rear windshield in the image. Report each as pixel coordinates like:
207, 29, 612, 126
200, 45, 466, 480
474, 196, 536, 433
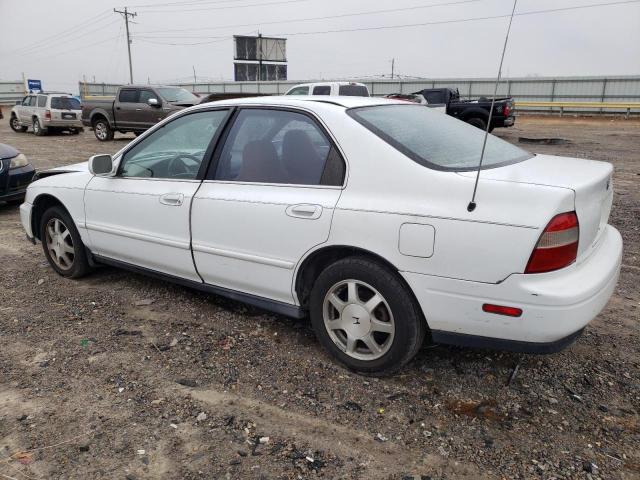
338, 85, 369, 97
51, 97, 81, 110
347, 104, 532, 171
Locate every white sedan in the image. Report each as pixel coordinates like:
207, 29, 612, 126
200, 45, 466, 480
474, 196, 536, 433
20, 96, 622, 375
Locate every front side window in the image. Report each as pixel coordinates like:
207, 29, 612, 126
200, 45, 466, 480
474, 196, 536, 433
286, 86, 309, 95
348, 104, 532, 171
138, 90, 156, 104
37, 95, 47, 107
119, 110, 228, 180
118, 89, 139, 103
155, 87, 198, 104
214, 108, 344, 186
51, 97, 81, 110
312, 85, 331, 95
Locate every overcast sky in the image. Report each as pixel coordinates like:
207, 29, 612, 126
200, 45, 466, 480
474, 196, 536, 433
1, 0, 639, 93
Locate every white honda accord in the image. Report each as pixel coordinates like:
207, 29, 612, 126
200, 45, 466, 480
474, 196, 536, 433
20, 96, 622, 374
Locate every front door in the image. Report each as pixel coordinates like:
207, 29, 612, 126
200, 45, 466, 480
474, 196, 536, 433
84, 108, 231, 281
191, 107, 346, 304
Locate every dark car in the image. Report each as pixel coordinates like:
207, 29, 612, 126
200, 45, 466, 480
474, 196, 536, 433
0, 143, 36, 204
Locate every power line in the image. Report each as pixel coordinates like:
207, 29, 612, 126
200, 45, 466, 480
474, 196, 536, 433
140, 0, 312, 14
134, 0, 484, 36
269, 0, 640, 37
1, 11, 114, 58
135, 36, 232, 46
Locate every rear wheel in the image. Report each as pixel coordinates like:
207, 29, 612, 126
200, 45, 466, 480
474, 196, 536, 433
93, 118, 114, 141
310, 257, 426, 376
10, 116, 27, 132
40, 206, 91, 278
466, 117, 487, 131
33, 118, 47, 136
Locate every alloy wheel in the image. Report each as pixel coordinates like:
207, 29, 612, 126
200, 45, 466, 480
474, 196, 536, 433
11, 117, 20, 130
45, 218, 75, 270
95, 122, 107, 140
33, 119, 40, 134
323, 279, 395, 361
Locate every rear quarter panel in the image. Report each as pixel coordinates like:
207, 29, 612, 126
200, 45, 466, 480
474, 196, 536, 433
318, 112, 574, 283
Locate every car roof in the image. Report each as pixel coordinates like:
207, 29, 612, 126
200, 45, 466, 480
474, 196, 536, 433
289, 81, 367, 87
193, 95, 404, 110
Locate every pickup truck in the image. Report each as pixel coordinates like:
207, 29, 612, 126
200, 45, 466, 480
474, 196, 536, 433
81, 85, 199, 141
387, 88, 515, 132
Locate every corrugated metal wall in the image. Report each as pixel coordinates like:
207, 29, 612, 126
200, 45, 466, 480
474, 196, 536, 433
78, 75, 640, 114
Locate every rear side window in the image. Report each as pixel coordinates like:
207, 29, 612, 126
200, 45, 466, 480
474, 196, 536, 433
338, 85, 369, 97
312, 86, 331, 95
37, 96, 47, 107
348, 104, 532, 171
214, 108, 344, 186
51, 97, 81, 110
119, 89, 139, 103
423, 91, 445, 104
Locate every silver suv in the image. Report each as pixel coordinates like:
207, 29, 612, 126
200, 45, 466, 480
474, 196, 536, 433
10, 93, 83, 136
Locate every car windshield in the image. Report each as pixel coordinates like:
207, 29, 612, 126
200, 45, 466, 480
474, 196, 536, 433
156, 87, 198, 104
348, 104, 532, 171
51, 97, 81, 110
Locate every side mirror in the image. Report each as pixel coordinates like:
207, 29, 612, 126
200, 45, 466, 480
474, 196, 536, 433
147, 98, 161, 107
88, 154, 114, 176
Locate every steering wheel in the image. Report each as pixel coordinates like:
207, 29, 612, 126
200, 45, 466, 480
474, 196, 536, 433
167, 153, 201, 178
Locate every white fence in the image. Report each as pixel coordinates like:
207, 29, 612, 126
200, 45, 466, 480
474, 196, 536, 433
0, 81, 26, 105
79, 75, 640, 114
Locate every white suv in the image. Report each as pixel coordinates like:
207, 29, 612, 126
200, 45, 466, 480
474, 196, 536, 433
285, 82, 369, 97
10, 93, 83, 136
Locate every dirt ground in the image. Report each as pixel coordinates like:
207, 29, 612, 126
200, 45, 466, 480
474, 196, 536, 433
0, 112, 638, 480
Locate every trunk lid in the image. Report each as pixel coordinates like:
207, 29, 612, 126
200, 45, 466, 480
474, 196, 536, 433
459, 154, 614, 260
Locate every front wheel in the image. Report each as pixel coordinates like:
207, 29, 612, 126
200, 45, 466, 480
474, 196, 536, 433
310, 257, 426, 376
93, 119, 114, 141
10, 116, 27, 132
40, 206, 92, 278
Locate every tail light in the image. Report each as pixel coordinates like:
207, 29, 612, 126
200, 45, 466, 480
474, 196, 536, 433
44, 110, 51, 121
525, 212, 579, 274
503, 103, 511, 117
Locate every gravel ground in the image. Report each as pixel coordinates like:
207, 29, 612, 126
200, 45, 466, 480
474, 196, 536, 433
0, 112, 638, 480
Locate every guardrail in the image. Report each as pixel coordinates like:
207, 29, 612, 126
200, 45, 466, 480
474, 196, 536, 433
515, 101, 640, 118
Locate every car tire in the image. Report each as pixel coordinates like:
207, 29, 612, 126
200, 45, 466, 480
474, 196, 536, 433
93, 118, 114, 141
40, 206, 92, 279
33, 118, 47, 136
309, 256, 426, 376
10, 116, 27, 132
70, 128, 81, 135
466, 117, 487, 131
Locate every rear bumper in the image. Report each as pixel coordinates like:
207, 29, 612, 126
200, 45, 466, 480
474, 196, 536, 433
402, 225, 622, 352
44, 119, 83, 128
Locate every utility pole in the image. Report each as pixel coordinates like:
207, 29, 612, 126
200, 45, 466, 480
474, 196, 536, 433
192, 65, 197, 84
114, 7, 137, 84
257, 33, 263, 82
391, 58, 395, 80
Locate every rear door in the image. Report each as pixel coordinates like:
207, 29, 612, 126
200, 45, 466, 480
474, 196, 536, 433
115, 88, 140, 129
84, 108, 231, 280
191, 107, 346, 304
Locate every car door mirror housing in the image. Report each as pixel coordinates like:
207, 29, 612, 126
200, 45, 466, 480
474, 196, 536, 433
89, 154, 114, 176
148, 98, 161, 107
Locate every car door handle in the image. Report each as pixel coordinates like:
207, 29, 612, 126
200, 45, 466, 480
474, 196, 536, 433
135, 108, 142, 111
159, 193, 184, 206
286, 204, 322, 220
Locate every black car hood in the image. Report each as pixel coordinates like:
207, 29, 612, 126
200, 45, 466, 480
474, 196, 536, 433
0, 143, 19, 160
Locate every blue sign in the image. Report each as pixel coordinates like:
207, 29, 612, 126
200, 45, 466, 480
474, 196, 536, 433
27, 79, 42, 92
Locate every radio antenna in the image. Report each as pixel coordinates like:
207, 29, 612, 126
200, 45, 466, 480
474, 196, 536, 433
467, 0, 518, 213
